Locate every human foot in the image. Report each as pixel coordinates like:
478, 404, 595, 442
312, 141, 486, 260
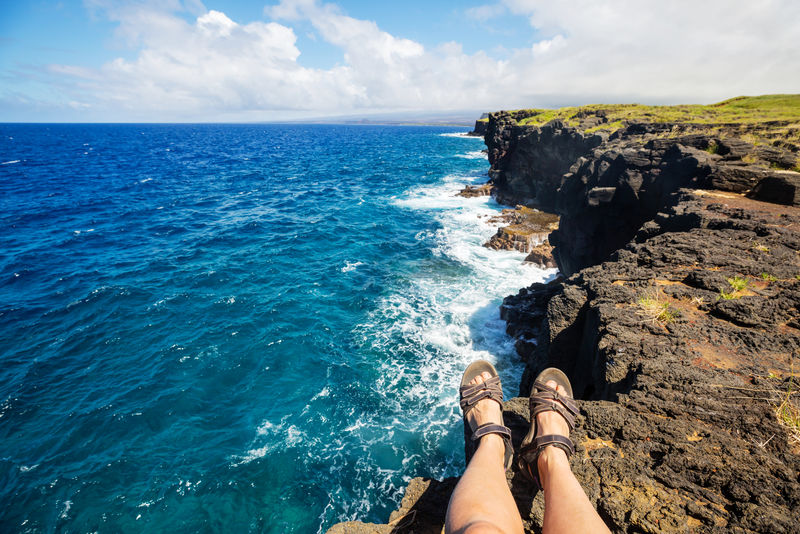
465, 371, 506, 453
459, 360, 513, 469
517, 368, 579, 487
534, 380, 572, 484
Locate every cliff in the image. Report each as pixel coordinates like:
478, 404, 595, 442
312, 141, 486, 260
328, 96, 800, 533
468, 113, 490, 136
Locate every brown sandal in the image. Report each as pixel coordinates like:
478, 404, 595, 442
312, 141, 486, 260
459, 360, 513, 470
518, 367, 579, 488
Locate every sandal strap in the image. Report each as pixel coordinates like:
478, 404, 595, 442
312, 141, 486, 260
533, 380, 579, 414
471, 422, 512, 442
529, 381, 579, 431
519, 434, 575, 462
459, 375, 503, 416
531, 399, 577, 431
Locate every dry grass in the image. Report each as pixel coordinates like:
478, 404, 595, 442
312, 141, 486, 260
637, 293, 679, 324
690, 295, 706, 307
773, 369, 800, 447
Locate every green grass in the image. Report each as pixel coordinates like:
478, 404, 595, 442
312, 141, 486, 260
719, 290, 739, 300
760, 272, 778, 282
727, 275, 749, 292
503, 94, 800, 133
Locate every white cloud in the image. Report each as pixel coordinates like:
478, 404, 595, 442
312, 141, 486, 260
502, 0, 800, 102
465, 4, 507, 21
50, 3, 364, 118
26, 0, 800, 120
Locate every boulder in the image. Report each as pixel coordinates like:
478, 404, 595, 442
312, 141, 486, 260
523, 241, 557, 268
748, 172, 800, 206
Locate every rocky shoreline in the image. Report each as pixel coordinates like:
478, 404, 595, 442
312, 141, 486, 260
329, 100, 800, 533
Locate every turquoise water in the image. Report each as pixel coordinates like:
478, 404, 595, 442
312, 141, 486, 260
0, 124, 554, 532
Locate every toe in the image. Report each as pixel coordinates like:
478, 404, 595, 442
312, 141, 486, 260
469, 371, 492, 386
545, 379, 569, 397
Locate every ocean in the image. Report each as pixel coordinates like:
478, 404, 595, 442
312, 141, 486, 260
0, 124, 554, 532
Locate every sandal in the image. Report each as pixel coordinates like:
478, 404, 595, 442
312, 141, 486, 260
518, 367, 579, 488
459, 360, 514, 471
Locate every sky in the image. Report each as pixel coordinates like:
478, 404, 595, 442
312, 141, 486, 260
1, 0, 799, 122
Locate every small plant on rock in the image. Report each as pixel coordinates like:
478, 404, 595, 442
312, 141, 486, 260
760, 272, 778, 282
773, 370, 800, 446
718, 275, 750, 300
727, 275, 749, 292
637, 295, 678, 324
752, 241, 770, 253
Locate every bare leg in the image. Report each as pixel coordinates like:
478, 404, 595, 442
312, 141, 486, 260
537, 380, 610, 534
445, 371, 524, 534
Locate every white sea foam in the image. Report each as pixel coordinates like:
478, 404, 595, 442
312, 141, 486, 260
455, 150, 487, 160
59, 500, 72, 520
341, 260, 364, 273
438, 132, 483, 139
234, 417, 307, 466
358, 174, 556, 469
1, 160, 20, 165
303, 174, 559, 523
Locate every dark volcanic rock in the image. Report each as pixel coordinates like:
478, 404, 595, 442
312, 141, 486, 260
482, 114, 799, 276
485, 115, 605, 209
550, 138, 716, 275
706, 162, 767, 192
332, 191, 800, 534
468, 118, 488, 137
748, 171, 800, 206
498, 190, 800, 532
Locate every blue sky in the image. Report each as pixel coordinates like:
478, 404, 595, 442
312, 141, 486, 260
2, 0, 799, 122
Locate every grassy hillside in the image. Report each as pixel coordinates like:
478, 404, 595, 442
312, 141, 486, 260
514, 94, 800, 126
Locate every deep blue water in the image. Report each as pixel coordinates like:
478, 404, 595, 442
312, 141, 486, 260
0, 124, 553, 533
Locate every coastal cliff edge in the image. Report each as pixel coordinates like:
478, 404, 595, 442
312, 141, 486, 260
328, 96, 800, 533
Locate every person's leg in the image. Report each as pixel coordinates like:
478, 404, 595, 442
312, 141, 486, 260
445, 371, 524, 534
536, 380, 610, 534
